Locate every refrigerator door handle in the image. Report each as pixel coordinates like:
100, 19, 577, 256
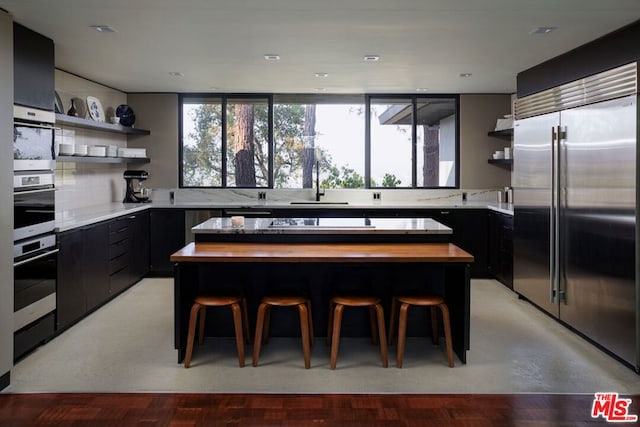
550, 126, 558, 303
557, 126, 568, 304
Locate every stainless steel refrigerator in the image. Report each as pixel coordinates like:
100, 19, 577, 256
513, 62, 638, 371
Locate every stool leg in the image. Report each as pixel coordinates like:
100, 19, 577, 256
438, 303, 455, 368
197, 306, 207, 345
298, 304, 311, 369
326, 300, 336, 346
374, 303, 388, 368
252, 302, 268, 367
430, 307, 439, 345
396, 303, 410, 368
369, 306, 379, 345
306, 300, 315, 347
329, 304, 345, 369
230, 303, 245, 367
262, 305, 272, 345
388, 297, 397, 346
241, 297, 251, 345
184, 303, 202, 369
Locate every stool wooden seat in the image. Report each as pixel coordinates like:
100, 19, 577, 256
252, 296, 314, 369
327, 296, 388, 369
388, 295, 454, 368
184, 295, 250, 369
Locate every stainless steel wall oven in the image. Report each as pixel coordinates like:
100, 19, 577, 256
13, 105, 55, 171
12, 104, 57, 360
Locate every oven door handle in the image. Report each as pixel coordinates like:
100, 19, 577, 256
14, 248, 59, 267
13, 187, 56, 196
13, 121, 58, 130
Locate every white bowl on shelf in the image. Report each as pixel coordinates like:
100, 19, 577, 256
492, 151, 505, 159
74, 144, 88, 156
58, 143, 74, 156
88, 146, 107, 157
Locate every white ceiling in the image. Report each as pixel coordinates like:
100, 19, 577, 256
1, 0, 639, 94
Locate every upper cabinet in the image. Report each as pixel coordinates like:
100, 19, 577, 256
13, 23, 54, 111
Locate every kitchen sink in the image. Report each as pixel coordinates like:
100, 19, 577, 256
289, 201, 349, 205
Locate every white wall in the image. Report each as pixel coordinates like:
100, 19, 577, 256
0, 10, 14, 387
127, 93, 179, 189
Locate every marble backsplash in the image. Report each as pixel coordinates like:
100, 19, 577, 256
163, 187, 499, 205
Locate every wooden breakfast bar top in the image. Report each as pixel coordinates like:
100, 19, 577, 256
170, 242, 474, 264
172, 241, 473, 366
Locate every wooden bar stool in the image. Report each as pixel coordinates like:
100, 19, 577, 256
327, 296, 388, 369
388, 295, 454, 368
184, 295, 250, 369
252, 296, 314, 369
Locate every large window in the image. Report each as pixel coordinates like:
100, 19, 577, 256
273, 95, 365, 189
180, 94, 457, 189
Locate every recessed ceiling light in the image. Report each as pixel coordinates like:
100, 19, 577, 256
315, 72, 328, 78
168, 71, 184, 77
530, 27, 557, 34
459, 73, 472, 78
314, 88, 327, 92
416, 88, 429, 92
264, 54, 280, 60
363, 55, 380, 62
90, 25, 116, 33
209, 87, 219, 91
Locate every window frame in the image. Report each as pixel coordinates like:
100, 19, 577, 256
179, 93, 459, 189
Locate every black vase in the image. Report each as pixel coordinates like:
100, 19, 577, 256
67, 99, 78, 117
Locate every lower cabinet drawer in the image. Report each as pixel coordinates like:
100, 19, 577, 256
14, 312, 55, 361
110, 267, 131, 294
108, 253, 128, 274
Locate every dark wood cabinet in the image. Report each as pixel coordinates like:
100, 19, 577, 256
13, 23, 54, 110
57, 229, 86, 330
425, 209, 489, 277
130, 211, 150, 282
83, 222, 110, 311
149, 209, 185, 275
56, 213, 149, 331
488, 211, 513, 288
57, 221, 109, 330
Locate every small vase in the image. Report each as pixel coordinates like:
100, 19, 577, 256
67, 99, 78, 117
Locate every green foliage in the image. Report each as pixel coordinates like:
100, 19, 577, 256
382, 173, 402, 188
322, 165, 364, 189
183, 104, 222, 186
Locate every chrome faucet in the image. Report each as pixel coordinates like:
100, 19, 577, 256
315, 160, 325, 201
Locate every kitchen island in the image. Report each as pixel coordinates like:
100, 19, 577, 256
192, 216, 453, 242
171, 217, 474, 365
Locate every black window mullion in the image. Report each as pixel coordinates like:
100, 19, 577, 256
267, 95, 274, 188
365, 95, 371, 188
221, 96, 227, 187
411, 97, 418, 188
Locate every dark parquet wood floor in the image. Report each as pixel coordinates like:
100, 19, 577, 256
1, 393, 637, 426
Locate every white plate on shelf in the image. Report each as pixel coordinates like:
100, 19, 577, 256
86, 96, 105, 122
88, 146, 107, 157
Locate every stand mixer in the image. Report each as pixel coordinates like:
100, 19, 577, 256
123, 170, 151, 203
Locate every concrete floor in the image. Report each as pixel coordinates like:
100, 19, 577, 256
4, 278, 639, 394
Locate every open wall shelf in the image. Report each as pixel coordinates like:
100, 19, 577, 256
55, 114, 150, 135
57, 156, 150, 164
487, 128, 513, 138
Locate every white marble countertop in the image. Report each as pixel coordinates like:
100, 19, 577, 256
55, 201, 513, 233
192, 217, 452, 235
